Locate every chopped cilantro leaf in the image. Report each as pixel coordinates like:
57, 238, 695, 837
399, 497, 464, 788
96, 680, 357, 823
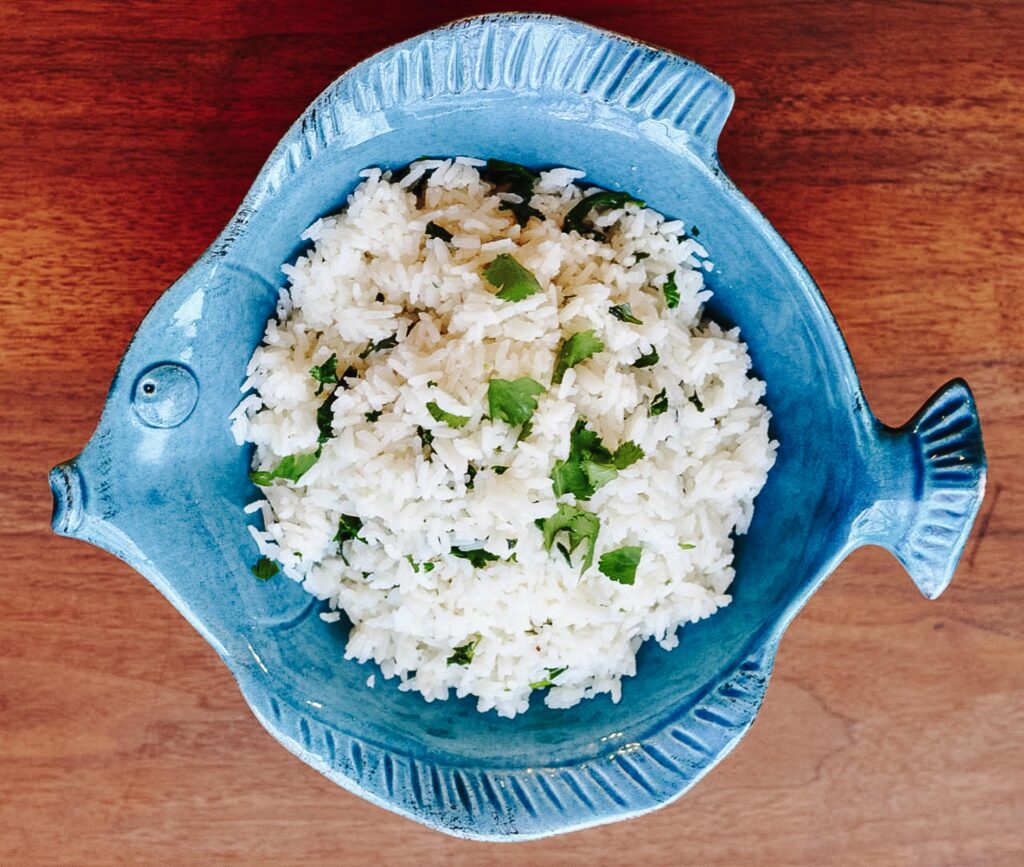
599, 545, 642, 585
426, 400, 470, 429
530, 666, 567, 690
447, 637, 480, 666
465, 464, 477, 490
451, 547, 500, 568
425, 221, 453, 242
492, 465, 509, 475
634, 251, 650, 261
483, 254, 543, 302
679, 542, 696, 550
316, 390, 339, 444
583, 461, 618, 491
486, 377, 545, 427
359, 333, 400, 359
663, 271, 680, 309
609, 303, 643, 325
481, 159, 544, 227
501, 199, 545, 228
612, 441, 644, 469
251, 557, 279, 580
250, 449, 321, 485
688, 392, 705, 412
632, 347, 659, 368
552, 330, 604, 385
550, 419, 643, 499
555, 542, 573, 566
416, 425, 434, 449
333, 514, 364, 547
364, 409, 382, 422
426, 380, 438, 388
482, 159, 537, 193
651, 388, 669, 416
691, 225, 700, 237
310, 353, 338, 395
537, 503, 600, 573
562, 190, 645, 236
405, 554, 430, 573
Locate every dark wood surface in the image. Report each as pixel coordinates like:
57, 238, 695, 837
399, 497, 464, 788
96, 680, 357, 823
1, 2, 1021, 863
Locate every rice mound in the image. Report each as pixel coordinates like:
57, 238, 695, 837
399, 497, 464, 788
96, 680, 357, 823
233, 157, 776, 718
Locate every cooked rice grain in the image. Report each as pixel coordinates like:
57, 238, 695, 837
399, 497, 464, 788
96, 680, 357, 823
233, 158, 776, 718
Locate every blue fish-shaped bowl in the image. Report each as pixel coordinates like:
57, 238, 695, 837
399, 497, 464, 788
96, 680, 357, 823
50, 14, 986, 840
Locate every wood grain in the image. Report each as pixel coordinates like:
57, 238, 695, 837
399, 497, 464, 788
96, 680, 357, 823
1, 1, 1021, 863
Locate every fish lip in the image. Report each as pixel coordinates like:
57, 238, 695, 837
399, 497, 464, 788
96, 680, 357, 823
49, 460, 85, 537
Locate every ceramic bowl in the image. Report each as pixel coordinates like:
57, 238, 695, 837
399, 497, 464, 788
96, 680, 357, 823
50, 14, 986, 840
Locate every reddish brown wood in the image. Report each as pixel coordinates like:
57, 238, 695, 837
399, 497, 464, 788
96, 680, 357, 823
1, 2, 1021, 863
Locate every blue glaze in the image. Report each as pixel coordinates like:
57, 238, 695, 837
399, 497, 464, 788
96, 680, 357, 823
49, 14, 987, 840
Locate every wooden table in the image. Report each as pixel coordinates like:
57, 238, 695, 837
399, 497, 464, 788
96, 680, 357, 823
2, 2, 1020, 863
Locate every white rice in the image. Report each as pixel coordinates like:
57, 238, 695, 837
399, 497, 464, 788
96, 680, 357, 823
232, 158, 776, 718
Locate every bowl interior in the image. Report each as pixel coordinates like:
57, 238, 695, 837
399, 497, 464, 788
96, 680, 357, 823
137, 93, 859, 770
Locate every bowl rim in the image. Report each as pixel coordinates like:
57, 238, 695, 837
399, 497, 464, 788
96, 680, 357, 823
51, 11, 986, 842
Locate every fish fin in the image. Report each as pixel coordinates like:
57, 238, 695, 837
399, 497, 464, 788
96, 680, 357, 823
858, 379, 987, 599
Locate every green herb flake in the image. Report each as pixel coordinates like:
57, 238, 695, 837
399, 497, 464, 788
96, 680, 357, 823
250, 449, 321, 486
650, 388, 669, 416
611, 441, 644, 470
426, 380, 438, 388
364, 409, 383, 422
634, 251, 650, 261
359, 333, 400, 359
562, 190, 645, 236
425, 221, 453, 242
451, 547, 500, 568
609, 303, 643, 325
678, 542, 696, 550
405, 554, 422, 573
688, 393, 706, 412
530, 666, 568, 690
599, 545, 642, 585
492, 465, 509, 475
551, 330, 604, 386
632, 347, 660, 369
482, 159, 537, 193
537, 503, 600, 573
486, 377, 545, 427
426, 400, 470, 429
333, 514, 364, 548
483, 254, 543, 302
416, 425, 434, 449
550, 420, 644, 500
555, 542, 573, 566
662, 271, 680, 309
309, 353, 339, 395
691, 225, 700, 237
481, 159, 544, 228
447, 637, 480, 666
316, 391, 339, 444
251, 557, 279, 580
